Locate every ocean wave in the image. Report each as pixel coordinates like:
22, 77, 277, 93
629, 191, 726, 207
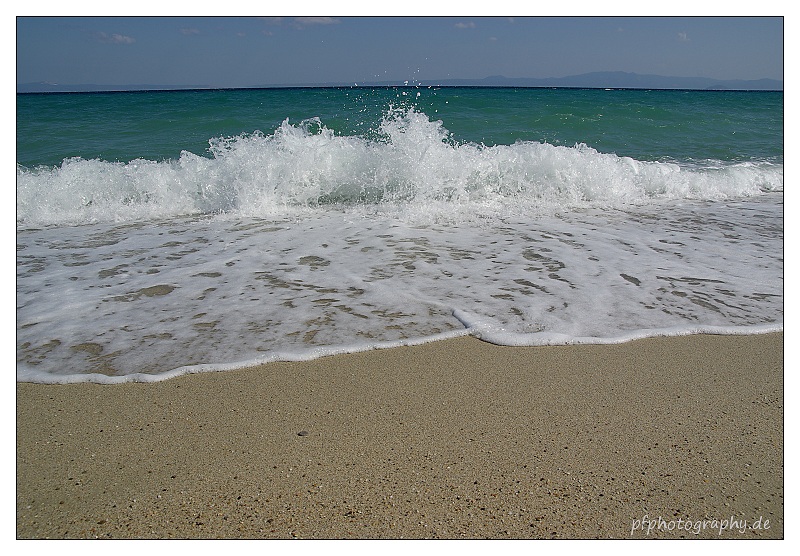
16, 108, 784, 228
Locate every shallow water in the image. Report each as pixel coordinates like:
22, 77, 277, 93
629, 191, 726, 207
16, 88, 783, 382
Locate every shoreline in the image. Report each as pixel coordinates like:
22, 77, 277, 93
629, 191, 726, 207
17, 325, 783, 385
17, 332, 783, 539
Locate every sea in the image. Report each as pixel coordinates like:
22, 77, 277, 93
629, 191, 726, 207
16, 86, 784, 383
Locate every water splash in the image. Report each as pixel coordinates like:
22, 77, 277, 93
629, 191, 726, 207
17, 107, 783, 228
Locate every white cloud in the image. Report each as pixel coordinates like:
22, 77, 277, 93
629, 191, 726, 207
180, 28, 200, 35
294, 17, 341, 27
455, 21, 476, 29
96, 32, 135, 44
677, 31, 690, 42
256, 16, 340, 30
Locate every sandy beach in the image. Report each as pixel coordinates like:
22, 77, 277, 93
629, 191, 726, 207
17, 332, 783, 539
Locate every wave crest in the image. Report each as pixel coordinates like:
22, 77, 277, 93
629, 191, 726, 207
17, 108, 784, 227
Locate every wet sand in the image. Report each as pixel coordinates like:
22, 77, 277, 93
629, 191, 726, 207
17, 333, 783, 539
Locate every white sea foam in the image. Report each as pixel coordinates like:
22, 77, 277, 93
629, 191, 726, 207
16, 108, 784, 383
16, 108, 783, 229
16, 192, 782, 383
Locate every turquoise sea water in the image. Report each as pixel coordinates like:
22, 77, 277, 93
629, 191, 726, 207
17, 87, 783, 168
16, 87, 783, 382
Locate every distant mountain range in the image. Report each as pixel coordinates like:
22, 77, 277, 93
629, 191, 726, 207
17, 71, 783, 93
428, 72, 783, 91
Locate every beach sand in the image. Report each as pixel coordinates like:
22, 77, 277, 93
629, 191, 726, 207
17, 333, 783, 539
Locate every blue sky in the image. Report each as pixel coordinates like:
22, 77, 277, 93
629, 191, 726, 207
16, 15, 784, 88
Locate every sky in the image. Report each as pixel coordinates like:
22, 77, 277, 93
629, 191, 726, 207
15, 13, 784, 89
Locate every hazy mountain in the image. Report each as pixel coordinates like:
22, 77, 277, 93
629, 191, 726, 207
18, 72, 783, 93
435, 72, 783, 91
16, 82, 207, 93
